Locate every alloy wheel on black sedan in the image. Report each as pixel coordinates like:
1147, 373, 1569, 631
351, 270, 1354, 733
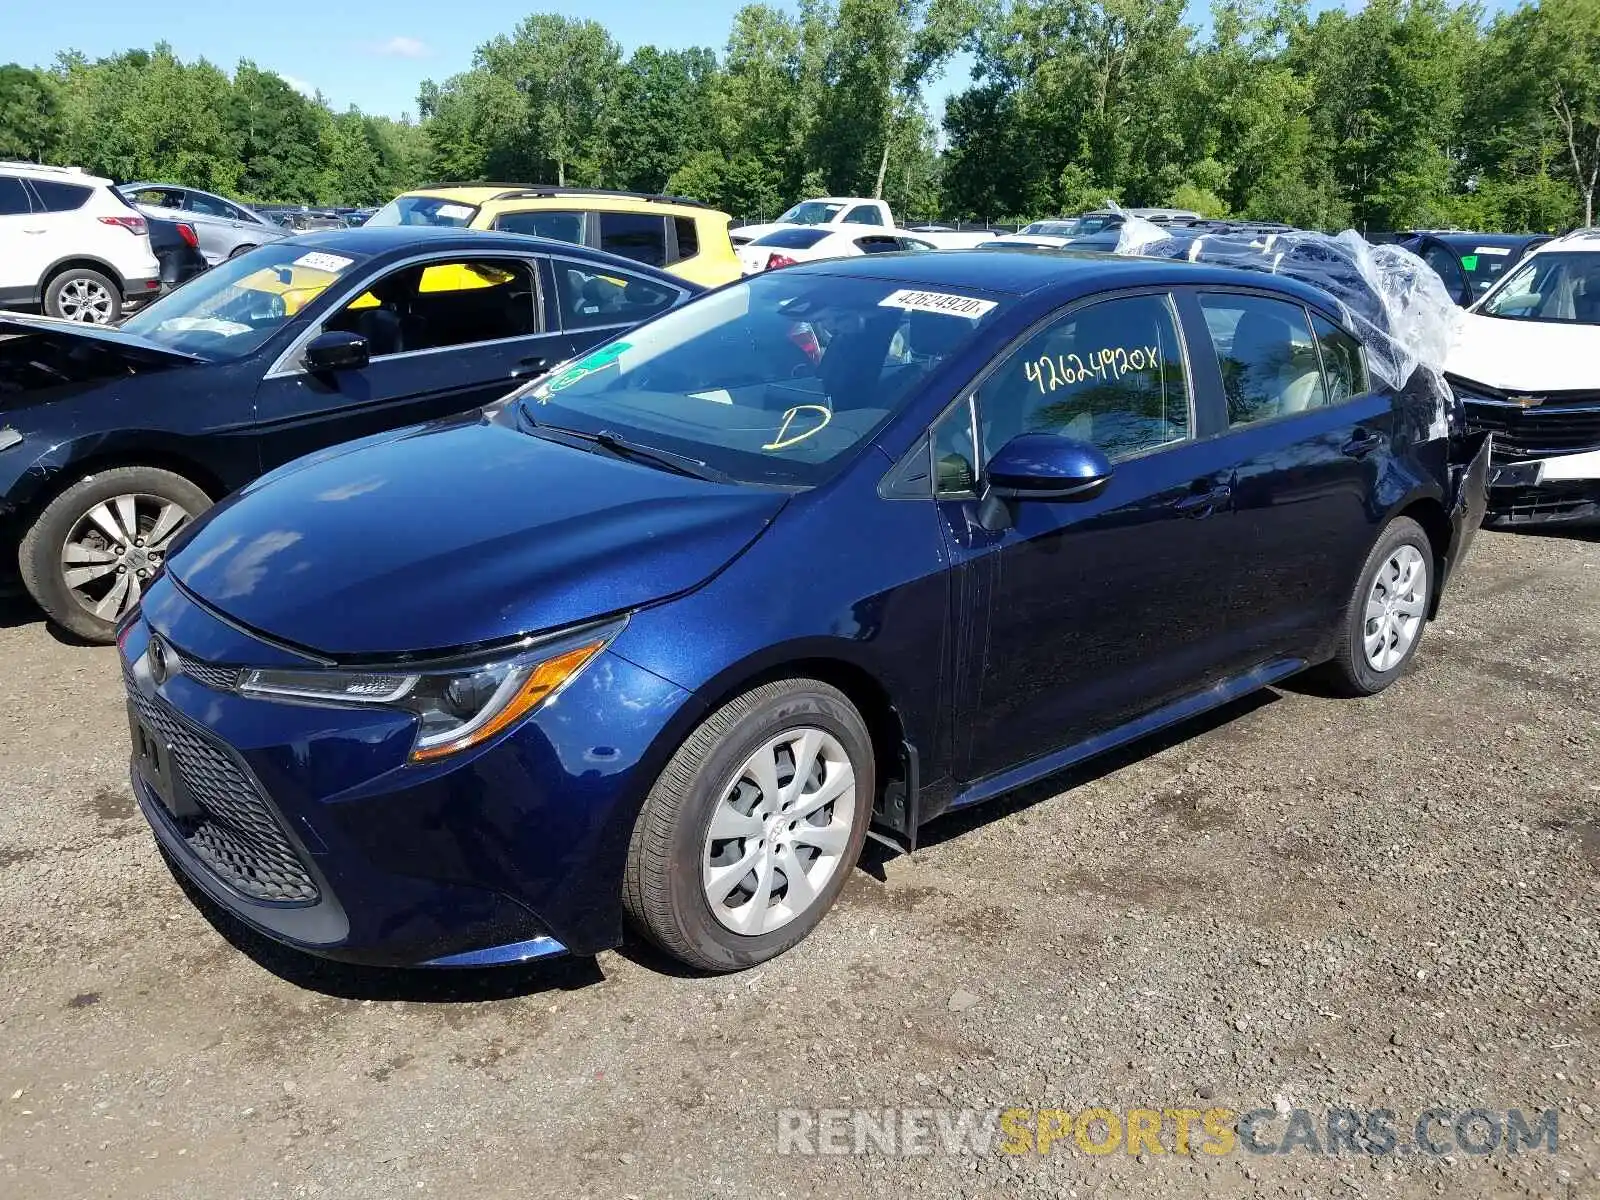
61, 493, 193, 623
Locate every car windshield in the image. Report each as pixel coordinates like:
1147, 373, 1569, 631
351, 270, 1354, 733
366, 195, 480, 228
1479, 252, 1600, 325
777, 202, 846, 226
507, 273, 1006, 486
1021, 220, 1081, 237
121, 243, 366, 359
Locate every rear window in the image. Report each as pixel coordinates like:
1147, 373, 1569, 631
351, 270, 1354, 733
31, 179, 93, 212
494, 210, 585, 244
600, 212, 668, 268
366, 195, 479, 228
752, 228, 832, 250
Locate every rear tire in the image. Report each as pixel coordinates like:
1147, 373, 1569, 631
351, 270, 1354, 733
19, 467, 211, 643
1320, 516, 1433, 697
623, 678, 874, 972
44, 267, 121, 324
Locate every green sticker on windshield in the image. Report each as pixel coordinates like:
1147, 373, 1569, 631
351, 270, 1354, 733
1460, 255, 1478, 272
546, 342, 631, 394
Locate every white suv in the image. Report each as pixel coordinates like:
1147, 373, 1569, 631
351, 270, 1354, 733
0, 162, 162, 324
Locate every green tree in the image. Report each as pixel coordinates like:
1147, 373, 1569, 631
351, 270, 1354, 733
230, 63, 326, 202
0, 64, 63, 161
608, 47, 719, 193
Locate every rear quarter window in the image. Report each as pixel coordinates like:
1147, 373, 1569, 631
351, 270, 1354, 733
30, 180, 93, 212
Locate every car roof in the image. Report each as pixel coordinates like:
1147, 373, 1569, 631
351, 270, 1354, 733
279, 226, 701, 284
407, 184, 721, 218
794, 247, 1342, 309
0, 161, 112, 187
1429, 232, 1548, 250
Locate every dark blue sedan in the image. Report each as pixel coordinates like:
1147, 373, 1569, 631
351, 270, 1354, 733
119, 249, 1489, 972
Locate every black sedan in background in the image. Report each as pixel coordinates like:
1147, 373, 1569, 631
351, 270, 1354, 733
0, 227, 695, 641
1400, 231, 1551, 307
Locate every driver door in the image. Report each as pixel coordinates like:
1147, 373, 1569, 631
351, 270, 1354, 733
938, 291, 1244, 783
252, 254, 574, 471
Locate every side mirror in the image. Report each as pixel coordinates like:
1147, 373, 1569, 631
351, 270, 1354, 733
304, 331, 369, 373
986, 433, 1114, 502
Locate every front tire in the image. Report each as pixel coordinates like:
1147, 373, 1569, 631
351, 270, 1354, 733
18, 467, 211, 643
44, 267, 121, 324
1321, 516, 1433, 696
623, 678, 874, 972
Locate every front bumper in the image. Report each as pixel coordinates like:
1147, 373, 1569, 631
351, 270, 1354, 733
1484, 448, 1600, 525
1460, 389, 1600, 524
121, 576, 694, 967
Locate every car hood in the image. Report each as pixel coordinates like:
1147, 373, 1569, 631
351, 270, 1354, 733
0, 315, 202, 409
167, 417, 789, 657
1448, 312, 1600, 392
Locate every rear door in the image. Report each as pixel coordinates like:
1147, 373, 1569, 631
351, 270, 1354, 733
253, 253, 573, 470
1178, 287, 1391, 663
0, 174, 46, 300
181, 191, 243, 263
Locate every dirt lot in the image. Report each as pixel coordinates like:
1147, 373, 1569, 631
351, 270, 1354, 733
1, 528, 1597, 1200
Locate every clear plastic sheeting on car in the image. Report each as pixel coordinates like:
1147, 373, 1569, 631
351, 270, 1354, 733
1107, 208, 1462, 400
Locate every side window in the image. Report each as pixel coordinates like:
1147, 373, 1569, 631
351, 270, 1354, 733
30, 180, 92, 212
493, 209, 585, 244
673, 216, 699, 263
0, 176, 33, 214
844, 205, 884, 226
554, 261, 681, 331
1420, 241, 1468, 301
322, 258, 540, 358
131, 187, 180, 208
854, 236, 902, 255
224, 202, 255, 223
1198, 294, 1328, 426
185, 192, 235, 218
978, 293, 1191, 465
599, 212, 668, 268
1311, 316, 1368, 404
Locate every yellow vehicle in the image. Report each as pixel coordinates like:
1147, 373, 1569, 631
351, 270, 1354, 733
366, 186, 742, 288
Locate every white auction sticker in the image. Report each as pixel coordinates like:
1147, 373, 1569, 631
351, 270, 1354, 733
436, 203, 474, 220
292, 251, 355, 273
879, 289, 998, 319
1473, 246, 1511, 256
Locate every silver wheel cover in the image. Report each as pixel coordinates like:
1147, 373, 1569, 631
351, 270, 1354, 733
702, 727, 857, 936
1363, 543, 1428, 672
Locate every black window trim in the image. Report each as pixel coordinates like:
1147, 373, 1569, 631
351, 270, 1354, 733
880, 284, 1197, 499
266, 251, 550, 378
546, 250, 688, 337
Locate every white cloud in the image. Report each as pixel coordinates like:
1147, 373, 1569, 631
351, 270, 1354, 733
281, 75, 315, 97
370, 36, 430, 58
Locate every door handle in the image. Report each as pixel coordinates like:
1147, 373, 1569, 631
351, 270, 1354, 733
1342, 429, 1383, 458
510, 356, 549, 379
23, 228, 47, 234
1174, 484, 1231, 517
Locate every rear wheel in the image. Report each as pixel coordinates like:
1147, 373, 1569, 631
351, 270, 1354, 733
19, 467, 211, 643
1321, 516, 1433, 696
623, 679, 873, 972
44, 267, 121, 324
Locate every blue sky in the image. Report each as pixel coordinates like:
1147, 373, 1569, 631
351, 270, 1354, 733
7, 0, 1516, 121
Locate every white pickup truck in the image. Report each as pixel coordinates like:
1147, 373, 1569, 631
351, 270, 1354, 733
731, 197, 992, 250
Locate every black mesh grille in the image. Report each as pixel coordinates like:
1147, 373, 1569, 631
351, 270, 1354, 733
173, 648, 244, 692
126, 666, 318, 905
1465, 401, 1600, 460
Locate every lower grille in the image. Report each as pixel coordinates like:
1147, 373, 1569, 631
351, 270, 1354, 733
126, 670, 318, 904
173, 648, 244, 692
1465, 401, 1600, 460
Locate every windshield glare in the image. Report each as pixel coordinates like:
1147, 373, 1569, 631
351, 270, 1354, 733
366, 195, 480, 228
1478, 252, 1600, 324
121, 243, 365, 359
509, 273, 1005, 486
778, 202, 846, 226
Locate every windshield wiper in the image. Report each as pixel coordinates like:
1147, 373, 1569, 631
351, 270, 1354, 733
518, 412, 732, 484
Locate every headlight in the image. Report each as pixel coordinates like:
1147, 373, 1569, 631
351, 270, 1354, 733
237, 621, 619, 762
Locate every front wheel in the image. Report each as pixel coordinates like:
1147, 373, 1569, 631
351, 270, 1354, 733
18, 467, 211, 643
623, 678, 874, 972
1320, 516, 1433, 696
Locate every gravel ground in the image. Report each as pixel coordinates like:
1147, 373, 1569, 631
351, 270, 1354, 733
0, 528, 1596, 1200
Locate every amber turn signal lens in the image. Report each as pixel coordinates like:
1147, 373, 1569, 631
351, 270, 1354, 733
408, 639, 606, 763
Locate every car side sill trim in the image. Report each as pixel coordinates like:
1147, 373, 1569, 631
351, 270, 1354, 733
946, 657, 1307, 814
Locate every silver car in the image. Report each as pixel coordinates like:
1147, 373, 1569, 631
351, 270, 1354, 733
119, 183, 288, 265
